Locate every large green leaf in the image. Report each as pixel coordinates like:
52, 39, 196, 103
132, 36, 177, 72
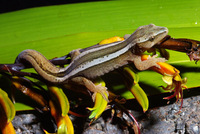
0, 0, 200, 109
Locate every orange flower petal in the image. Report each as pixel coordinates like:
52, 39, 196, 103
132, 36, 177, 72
99, 36, 124, 45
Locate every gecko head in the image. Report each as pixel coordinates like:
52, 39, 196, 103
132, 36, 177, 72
135, 24, 168, 49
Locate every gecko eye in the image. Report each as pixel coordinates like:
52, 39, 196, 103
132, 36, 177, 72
149, 36, 155, 42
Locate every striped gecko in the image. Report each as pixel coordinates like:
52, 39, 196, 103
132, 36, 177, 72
15, 24, 168, 100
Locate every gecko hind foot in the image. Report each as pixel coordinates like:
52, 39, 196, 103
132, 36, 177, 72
133, 54, 167, 71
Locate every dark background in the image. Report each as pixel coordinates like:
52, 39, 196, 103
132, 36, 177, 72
0, 0, 103, 13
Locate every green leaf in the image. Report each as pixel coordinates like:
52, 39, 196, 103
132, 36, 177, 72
0, 0, 200, 111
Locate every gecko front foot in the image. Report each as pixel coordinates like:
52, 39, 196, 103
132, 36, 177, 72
71, 77, 109, 102
133, 54, 167, 71
82, 78, 109, 102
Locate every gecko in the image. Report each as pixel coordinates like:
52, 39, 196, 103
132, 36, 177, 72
15, 24, 168, 100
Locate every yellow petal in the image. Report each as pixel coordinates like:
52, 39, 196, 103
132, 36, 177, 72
48, 86, 69, 117
88, 78, 108, 120
1, 122, 16, 134
0, 88, 15, 123
99, 36, 124, 45
64, 115, 74, 134
123, 66, 149, 112
174, 74, 182, 81
87, 92, 102, 111
162, 75, 173, 85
